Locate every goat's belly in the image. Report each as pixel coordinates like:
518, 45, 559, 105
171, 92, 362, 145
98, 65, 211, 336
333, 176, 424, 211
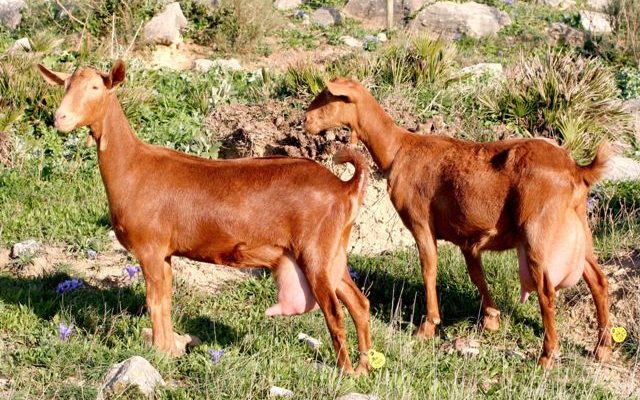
517, 212, 585, 302
266, 253, 319, 316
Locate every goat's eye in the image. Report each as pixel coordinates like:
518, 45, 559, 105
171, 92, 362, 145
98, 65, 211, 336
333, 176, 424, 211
92, 85, 99, 90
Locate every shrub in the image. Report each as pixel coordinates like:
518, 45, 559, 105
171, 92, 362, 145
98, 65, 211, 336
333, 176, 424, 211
617, 66, 640, 99
609, 0, 640, 66
279, 63, 327, 97
184, 0, 282, 54
481, 51, 630, 162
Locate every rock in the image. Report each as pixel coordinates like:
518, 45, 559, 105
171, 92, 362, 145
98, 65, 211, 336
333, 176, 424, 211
143, 2, 187, 46
311, 7, 341, 27
377, 32, 388, 42
546, 22, 585, 46
142, 328, 201, 355
454, 337, 480, 357
7, 37, 30, 53
193, 59, 216, 73
343, 0, 408, 28
603, 156, 640, 181
0, 0, 24, 29
97, 356, 165, 399
539, 0, 575, 9
341, 35, 363, 48
297, 332, 322, 352
10, 240, 40, 259
269, 386, 294, 397
460, 63, 503, 78
337, 394, 379, 400
409, 1, 511, 39
579, 10, 612, 33
586, 0, 611, 10
274, 0, 302, 10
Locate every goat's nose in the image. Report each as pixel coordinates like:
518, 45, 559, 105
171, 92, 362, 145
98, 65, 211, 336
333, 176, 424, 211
55, 113, 67, 121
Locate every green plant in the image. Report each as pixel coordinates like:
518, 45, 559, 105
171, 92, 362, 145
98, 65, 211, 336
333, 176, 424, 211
617, 66, 640, 99
481, 51, 630, 162
609, 0, 640, 66
279, 63, 327, 97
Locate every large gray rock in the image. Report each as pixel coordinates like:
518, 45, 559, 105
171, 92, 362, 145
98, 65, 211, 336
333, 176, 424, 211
342, 0, 427, 28
0, 0, 24, 29
603, 156, 640, 181
143, 2, 187, 46
579, 10, 612, 33
97, 356, 165, 399
409, 1, 511, 39
311, 7, 341, 27
586, 0, 611, 10
546, 22, 585, 46
274, 0, 302, 10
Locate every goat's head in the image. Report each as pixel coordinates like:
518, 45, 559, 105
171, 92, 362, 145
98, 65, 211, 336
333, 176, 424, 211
37, 60, 126, 132
304, 77, 361, 143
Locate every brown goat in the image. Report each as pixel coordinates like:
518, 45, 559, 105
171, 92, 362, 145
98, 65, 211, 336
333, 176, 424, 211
304, 77, 611, 368
38, 61, 373, 375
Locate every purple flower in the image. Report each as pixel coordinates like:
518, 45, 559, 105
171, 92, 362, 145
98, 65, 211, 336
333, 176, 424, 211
504, 0, 514, 5
59, 322, 73, 341
587, 195, 600, 212
56, 278, 84, 294
208, 348, 225, 363
348, 265, 361, 282
123, 265, 141, 279
86, 249, 98, 260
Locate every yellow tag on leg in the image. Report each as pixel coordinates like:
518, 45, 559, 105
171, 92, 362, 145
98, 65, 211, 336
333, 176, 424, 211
611, 327, 627, 343
367, 349, 386, 369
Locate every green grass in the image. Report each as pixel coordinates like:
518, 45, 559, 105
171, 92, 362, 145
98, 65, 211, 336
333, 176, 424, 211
0, 246, 626, 399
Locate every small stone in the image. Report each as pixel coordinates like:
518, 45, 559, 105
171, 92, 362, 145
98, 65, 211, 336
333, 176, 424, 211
337, 393, 379, 400
297, 332, 322, 352
274, 0, 302, 10
97, 356, 165, 399
269, 386, 294, 398
7, 37, 30, 53
539, 0, 575, 9
10, 240, 40, 259
192, 59, 216, 73
86, 249, 98, 260
454, 337, 480, 357
312, 7, 341, 27
341, 35, 363, 48
579, 10, 612, 34
506, 349, 526, 359
546, 22, 585, 46
143, 2, 187, 46
212, 58, 242, 71
376, 32, 387, 42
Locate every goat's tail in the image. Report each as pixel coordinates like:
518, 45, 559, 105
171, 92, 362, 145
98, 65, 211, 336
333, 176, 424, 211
578, 142, 610, 187
333, 147, 368, 198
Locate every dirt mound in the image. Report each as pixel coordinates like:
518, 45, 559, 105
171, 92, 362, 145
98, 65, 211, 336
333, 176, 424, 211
207, 100, 415, 255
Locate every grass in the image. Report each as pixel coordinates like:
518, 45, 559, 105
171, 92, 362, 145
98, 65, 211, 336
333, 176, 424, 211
0, 244, 629, 399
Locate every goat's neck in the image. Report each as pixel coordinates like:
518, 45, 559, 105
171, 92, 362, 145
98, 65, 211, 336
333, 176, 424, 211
353, 97, 406, 173
89, 95, 142, 200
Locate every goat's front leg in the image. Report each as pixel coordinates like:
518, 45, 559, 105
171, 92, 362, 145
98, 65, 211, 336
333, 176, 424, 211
140, 255, 180, 356
462, 249, 500, 331
413, 225, 440, 339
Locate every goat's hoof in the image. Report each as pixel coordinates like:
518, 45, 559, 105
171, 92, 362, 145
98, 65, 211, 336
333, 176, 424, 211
142, 328, 201, 357
353, 364, 370, 377
482, 313, 500, 332
537, 355, 554, 369
415, 320, 438, 339
594, 345, 612, 362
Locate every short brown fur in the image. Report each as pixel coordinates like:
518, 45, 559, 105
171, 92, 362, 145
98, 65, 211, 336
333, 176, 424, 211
38, 62, 372, 374
304, 77, 612, 368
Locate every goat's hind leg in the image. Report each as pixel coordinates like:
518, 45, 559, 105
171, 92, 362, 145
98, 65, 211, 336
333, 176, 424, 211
583, 245, 612, 361
335, 247, 372, 375
462, 249, 500, 332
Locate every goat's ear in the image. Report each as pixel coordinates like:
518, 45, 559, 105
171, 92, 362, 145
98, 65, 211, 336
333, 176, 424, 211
326, 79, 357, 102
37, 64, 69, 86
104, 59, 126, 90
